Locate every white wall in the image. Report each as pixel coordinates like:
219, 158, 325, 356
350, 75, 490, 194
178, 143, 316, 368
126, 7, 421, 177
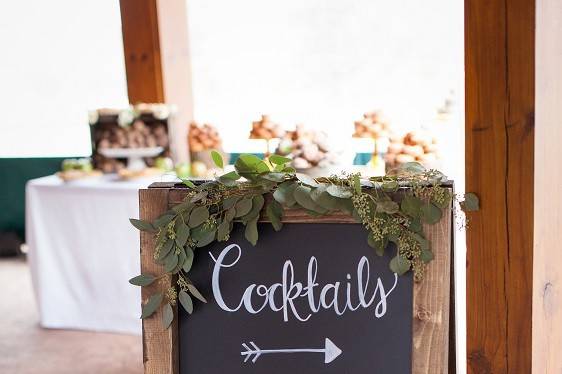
0, 0, 128, 157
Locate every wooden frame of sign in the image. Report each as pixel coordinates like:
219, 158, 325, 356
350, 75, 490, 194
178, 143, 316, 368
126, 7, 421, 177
138, 183, 454, 374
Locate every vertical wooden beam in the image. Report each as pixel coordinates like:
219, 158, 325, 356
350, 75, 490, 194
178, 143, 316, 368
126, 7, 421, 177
465, 0, 534, 372
533, 2, 562, 373
120, 0, 193, 161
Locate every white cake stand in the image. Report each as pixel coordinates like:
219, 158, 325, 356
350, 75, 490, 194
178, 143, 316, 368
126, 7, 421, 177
98, 147, 164, 171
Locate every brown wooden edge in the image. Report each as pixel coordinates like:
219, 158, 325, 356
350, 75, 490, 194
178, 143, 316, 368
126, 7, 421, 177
140, 185, 452, 373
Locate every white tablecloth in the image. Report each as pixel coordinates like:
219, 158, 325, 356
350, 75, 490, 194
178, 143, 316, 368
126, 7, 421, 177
26, 174, 170, 334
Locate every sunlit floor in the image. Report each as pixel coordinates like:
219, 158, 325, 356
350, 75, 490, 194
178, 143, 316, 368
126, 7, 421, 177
0, 257, 143, 374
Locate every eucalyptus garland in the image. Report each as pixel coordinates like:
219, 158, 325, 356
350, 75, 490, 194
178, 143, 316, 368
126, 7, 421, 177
129, 152, 479, 329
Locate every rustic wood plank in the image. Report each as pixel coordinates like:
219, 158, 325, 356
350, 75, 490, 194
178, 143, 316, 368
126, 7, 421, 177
465, 0, 534, 372
412, 205, 452, 374
533, 2, 562, 373
139, 189, 178, 374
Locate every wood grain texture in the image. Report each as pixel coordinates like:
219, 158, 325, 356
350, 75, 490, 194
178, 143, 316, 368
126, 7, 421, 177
533, 2, 562, 373
412, 206, 452, 374
119, 0, 193, 162
465, 0, 534, 372
139, 189, 178, 374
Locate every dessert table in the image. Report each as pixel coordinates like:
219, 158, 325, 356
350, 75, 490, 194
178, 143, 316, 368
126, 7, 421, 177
26, 174, 176, 334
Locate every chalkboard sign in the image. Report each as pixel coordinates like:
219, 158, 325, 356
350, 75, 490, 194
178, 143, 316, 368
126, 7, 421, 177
139, 185, 453, 374
179, 223, 413, 373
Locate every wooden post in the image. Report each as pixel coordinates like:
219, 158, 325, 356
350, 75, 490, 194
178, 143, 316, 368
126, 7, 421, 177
119, 0, 193, 162
465, 0, 535, 372
533, 1, 562, 373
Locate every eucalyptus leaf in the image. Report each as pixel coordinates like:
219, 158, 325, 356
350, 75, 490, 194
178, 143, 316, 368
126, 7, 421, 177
412, 232, 430, 250
234, 198, 253, 217
196, 229, 216, 247
187, 284, 207, 303
222, 196, 240, 210
463, 192, 480, 211
176, 247, 187, 272
293, 185, 326, 213
225, 207, 236, 222
266, 200, 283, 231
129, 218, 156, 232
175, 221, 190, 246
219, 171, 240, 181
273, 181, 297, 206
420, 249, 434, 263
211, 150, 224, 168
182, 179, 196, 189
129, 274, 155, 287
376, 200, 399, 214
421, 203, 442, 224
158, 239, 174, 261
153, 213, 175, 228
164, 252, 179, 272
183, 247, 194, 272
367, 233, 386, 257
382, 180, 399, 192
269, 154, 291, 165
389, 255, 411, 275
171, 200, 194, 214
326, 184, 353, 199
261, 172, 286, 182
140, 293, 163, 319
398, 161, 426, 174
296, 173, 319, 187
409, 217, 422, 233
178, 290, 193, 314
162, 302, 174, 329
190, 191, 208, 204
188, 206, 209, 227
245, 217, 259, 246
353, 175, 361, 194
433, 190, 452, 209
234, 154, 270, 180
401, 195, 422, 218
217, 219, 231, 241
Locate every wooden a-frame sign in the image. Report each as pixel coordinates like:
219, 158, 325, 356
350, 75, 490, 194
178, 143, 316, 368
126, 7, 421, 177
138, 183, 454, 374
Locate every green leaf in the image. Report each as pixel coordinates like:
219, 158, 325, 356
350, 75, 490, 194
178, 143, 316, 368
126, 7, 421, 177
141, 293, 163, 319
293, 185, 326, 213
420, 249, 434, 263
187, 284, 207, 303
175, 221, 190, 246
326, 184, 353, 198
162, 302, 174, 329
196, 229, 216, 247
273, 181, 297, 206
412, 232, 430, 250
245, 217, 259, 246
182, 179, 196, 188
164, 252, 179, 272
176, 247, 187, 272
129, 274, 155, 286
463, 192, 480, 211
382, 180, 399, 192
261, 172, 286, 182
225, 207, 236, 222
282, 166, 296, 173
421, 203, 442, 224
376, 200, 399, 214
158, 239, 175, 261
296, 173, 319, 187
178, 290, 193, 314
266, 200, 283, 231
219, 171, 240, 181
353, 175, 361, 194
235, 198, 253, 217
399, 161, 426, 174
171, 200, 194, 214
240, 195, 265, 223
222, 196, 240, 210
183, 247, 194, 272
269, 154, 291, 165
401, 195, 423, 218
409, 217, 422, 233
389, 255, 411, 275
211, 150, 224, 168
217, 219, 231, 241
129, 218, 156, 232
154, 213, 175, 228
190, 191, 208, 203
367, 233, 386, 257
234, 154, 270, 180
311, 185, 340, 210
188, 206, 209, 227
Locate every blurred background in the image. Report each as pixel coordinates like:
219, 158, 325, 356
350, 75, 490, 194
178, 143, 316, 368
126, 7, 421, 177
0, 1, 465, 373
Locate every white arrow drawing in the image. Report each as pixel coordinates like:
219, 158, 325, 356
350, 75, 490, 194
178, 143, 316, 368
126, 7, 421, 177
240, 338, 342, 364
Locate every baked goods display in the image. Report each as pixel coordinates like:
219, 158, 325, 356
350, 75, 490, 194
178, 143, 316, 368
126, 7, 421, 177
249, 115, 285, 140
90, 105, 172, 173
352, 111, 392, 140
384, 130, 440, 168
276, 124, 341, 170
188, 122, 222, 153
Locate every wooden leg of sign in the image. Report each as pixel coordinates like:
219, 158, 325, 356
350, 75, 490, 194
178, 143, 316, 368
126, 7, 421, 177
533, 2, 562, 373
465, 0, 535, 372
412, 205, 452, 374
139, 188, 178, 374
